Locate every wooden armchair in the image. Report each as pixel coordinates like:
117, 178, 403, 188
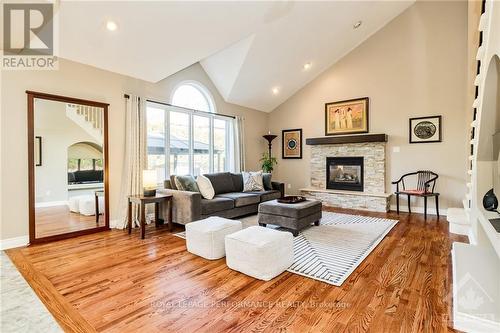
392, 170, 440, 219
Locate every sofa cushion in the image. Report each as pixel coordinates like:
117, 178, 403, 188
231, 173, 244, 192
247, 190, 281, 202
262, 173, 272, 191
203, 172, 235, 194
201, 196, 234, 215
175, 175, 200, 192
217, 192, 261, 207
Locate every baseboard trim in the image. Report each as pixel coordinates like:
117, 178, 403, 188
35, 201, 68, 208
389, 204, 447, 217
0, 235, 29, 250
110, 219, 123, 229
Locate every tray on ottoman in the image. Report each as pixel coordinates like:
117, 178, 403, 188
258, 199, 322, 236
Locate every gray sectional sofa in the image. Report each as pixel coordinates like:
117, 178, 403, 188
158, 172, 285, 225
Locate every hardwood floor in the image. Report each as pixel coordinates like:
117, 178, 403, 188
7, 208, 467, 332
35, 205, 105, 238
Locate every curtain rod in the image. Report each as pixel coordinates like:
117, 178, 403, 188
124, 94, 236, 119
147, 98, 236, 119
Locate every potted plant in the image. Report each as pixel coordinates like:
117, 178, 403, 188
260, 152, 277, 173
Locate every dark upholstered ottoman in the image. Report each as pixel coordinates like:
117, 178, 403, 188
258, 199, 322, 236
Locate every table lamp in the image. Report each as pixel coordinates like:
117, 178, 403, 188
143, 170, 157, 197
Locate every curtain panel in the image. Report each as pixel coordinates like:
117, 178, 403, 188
114, 95, 147, 229
230, 116, 245, 173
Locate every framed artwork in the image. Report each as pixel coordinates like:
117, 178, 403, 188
282, 129, 302, 159
35, 136, 42, 166
409, 115, 442, 143
325, 97, 369, 136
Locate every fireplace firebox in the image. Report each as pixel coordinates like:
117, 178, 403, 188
326, 157, 364, 191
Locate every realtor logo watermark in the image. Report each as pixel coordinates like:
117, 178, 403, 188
2, 2, 58, 70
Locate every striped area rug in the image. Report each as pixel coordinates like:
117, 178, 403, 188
287, 212, 397, 286
174, 212, 397, 286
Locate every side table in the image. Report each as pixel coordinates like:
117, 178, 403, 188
127, 194, 173, 239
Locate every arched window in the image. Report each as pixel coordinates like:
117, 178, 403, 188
171, 81, 215, 112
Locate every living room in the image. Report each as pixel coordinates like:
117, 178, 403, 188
1, 1, 499, 332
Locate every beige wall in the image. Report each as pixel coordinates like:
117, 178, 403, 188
0, 60, 268, 240
268, 1, 468, 212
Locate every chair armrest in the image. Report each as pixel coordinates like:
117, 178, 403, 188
157, 189, 201, 225
392, 172, 419, 185
271, 181, 285, 198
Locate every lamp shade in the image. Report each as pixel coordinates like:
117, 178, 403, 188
143, 170, 157, 189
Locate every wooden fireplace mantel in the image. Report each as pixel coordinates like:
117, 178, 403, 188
305, 134, 388, 145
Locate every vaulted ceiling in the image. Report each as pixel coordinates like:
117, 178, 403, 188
58, 1, 415, 112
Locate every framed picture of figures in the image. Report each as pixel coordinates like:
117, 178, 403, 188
325, 97, 369, 136
282, 129, 302, 159
409, 115, 442, 143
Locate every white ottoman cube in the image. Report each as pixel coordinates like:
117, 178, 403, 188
68, 195, 88, 213
225, 226, 294, 281
79, 196, 105, 216
186, 217, 242, 260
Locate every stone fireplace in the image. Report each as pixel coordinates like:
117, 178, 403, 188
300, 134, 391, 212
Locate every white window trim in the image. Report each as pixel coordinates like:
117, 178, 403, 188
170, 80, 217, 114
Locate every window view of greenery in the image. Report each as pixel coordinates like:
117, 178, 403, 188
67, 158, 103, 171
95, 159, 103, 170
68, 158, 79, 172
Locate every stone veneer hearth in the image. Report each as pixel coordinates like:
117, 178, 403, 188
300, 139, 391, 212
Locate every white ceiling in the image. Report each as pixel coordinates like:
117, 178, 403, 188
58, 1, 415, 112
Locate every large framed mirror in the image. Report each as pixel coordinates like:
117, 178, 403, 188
27, 91, 110, 243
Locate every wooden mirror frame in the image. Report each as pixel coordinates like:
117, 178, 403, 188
27, 91, 110, 244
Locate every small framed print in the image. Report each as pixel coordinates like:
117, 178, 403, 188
35, 136, 42, 166
282, 129, 302, 159
409, 115, 442, 143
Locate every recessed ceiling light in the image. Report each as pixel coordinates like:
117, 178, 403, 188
272, 87, 280, 95
106, 20, 118, 31
353, 21, 362, 29
303, 62, 312, 70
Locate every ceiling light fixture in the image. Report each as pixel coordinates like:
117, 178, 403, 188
272, 87, 280, 95
106, 20, 118, 31
353, 21, 362, 29
303, 62, 312, 70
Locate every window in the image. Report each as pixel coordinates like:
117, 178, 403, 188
146, 84, 233, 184
171, 82, 215, 112
67, 158, 103, 172
146, 106, 166, 183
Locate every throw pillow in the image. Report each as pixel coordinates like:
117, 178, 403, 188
174, 175, 200, 192
262, 172, 272, 191
170, 175, 178, 190
242, 171, 264, 192
197, 175, 215, 199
